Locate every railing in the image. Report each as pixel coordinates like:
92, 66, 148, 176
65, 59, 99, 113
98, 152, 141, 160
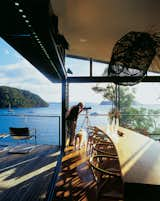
120, 114, 160, 141
3, 113, 159, 146
0, 114, 61, 146
77, 113, 160, 141
77, 113, 108, 130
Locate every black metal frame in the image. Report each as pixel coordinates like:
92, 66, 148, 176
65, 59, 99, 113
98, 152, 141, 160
63, 56, 160, 148
67, 76, 160, 83
61, 80, 69, 149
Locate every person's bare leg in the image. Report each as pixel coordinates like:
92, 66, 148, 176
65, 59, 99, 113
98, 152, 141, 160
69, 121, 76, 146
79, 135, 83, 149
75, 136, 78, 149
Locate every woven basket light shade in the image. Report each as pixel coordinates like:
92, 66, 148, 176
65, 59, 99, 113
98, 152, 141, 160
108, 31, 157, 85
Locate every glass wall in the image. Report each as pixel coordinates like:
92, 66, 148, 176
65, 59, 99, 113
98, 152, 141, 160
147, 71, 160, 76
0, 37, 62, 146
119, 83, 160, 141
92, 61, 108, 76
66, 57, 90, 77
65, 56, 109, 77
66, 55, 160, 141
68, 83, 113, 132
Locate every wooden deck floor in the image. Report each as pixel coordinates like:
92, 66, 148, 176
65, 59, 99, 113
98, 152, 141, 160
0, 144, 60, 201
54, 147, 97, 201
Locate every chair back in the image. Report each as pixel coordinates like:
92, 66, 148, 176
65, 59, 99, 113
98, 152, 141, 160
89, 154, 123, 200
93, 143, 118, 157
9, 127, 30, 136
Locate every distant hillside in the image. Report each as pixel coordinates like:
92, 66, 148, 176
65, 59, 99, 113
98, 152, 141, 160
100, 100, 113, 105
132, 100, 142, 106
0, 86, 48, 108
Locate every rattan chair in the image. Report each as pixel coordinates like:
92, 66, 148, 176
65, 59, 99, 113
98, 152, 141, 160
89, 154, 123, 200
87, 127, 111, 155
92, 142, 118, 157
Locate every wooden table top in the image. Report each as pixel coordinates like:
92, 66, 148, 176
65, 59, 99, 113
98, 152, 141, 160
96, 126, 160, 186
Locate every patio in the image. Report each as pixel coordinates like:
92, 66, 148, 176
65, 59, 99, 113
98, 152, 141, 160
0, 144, 60, 201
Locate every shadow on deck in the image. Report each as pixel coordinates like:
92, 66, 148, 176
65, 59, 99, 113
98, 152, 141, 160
54, 146, 97, 201
0, 144, 60, 201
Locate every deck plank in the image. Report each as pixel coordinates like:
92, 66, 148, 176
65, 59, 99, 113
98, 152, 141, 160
0, 144, 60, 201
54, 147, 97, 201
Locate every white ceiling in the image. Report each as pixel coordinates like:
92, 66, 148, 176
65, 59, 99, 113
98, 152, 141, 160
51, 0, 160, 73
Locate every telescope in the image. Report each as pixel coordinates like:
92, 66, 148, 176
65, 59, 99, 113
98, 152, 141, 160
83, 107, 92, 110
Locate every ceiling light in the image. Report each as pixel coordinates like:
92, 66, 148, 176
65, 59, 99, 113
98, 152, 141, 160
18, 9, 23, 12
14, 2, 19, 6
80, 38, 87, 42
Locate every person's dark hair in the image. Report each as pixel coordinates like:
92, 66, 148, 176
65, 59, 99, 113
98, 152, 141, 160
77, 102, 83, 108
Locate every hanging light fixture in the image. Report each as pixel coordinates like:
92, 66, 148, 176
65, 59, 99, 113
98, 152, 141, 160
108, 31, 157, 85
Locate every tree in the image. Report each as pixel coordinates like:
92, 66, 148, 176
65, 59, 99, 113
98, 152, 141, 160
92, 84, 135, 110
92, 83, 116, 107
92, 83, 156, 135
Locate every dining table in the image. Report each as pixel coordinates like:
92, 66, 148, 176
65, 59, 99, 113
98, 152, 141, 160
95, 126, 160, 201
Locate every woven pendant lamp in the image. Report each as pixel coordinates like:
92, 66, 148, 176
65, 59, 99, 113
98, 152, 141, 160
108, 31, 157, 85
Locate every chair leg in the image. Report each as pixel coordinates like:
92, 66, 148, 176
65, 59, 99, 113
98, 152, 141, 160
97, 176, 110, 198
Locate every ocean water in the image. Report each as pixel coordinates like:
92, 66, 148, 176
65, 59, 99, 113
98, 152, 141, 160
0, 103, 61, 145
1, 102, 159, 145
0, 102, 112, 145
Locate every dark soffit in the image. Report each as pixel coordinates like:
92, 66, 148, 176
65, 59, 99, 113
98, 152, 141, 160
0, 0, 66, 83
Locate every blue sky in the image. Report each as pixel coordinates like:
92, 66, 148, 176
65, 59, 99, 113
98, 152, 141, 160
0, 37, 160, 104
0, 37, 104, 103
0, 38, 61, 102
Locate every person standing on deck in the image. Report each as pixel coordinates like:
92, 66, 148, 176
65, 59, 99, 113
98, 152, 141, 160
66, 102, 84, 146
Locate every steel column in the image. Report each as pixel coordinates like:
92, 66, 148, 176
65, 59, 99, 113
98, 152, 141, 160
61, 80, 68, 148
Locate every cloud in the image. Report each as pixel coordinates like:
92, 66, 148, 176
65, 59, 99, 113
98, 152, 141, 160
69, 83, 103, 104
0, 60, 61, 102
0, 58, 104, 103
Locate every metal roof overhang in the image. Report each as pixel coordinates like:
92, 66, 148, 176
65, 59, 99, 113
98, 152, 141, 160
0, 0, 67, 83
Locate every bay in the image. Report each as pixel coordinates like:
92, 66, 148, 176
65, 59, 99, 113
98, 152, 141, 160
0, 102, 112, 145
0, 102, 159, 145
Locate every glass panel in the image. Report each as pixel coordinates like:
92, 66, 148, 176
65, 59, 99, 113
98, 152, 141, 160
0, 37, 62, 146
119, 83, 160, 141
0, 115, 60, 145
92, 61, 109, 76
68, 83, 113, 132
0, 38, 61, 201
65, 57, 90, 77
147, 71, 160, 76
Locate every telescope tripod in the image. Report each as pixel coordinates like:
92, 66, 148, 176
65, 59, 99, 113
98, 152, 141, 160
81, 109, 91, 133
